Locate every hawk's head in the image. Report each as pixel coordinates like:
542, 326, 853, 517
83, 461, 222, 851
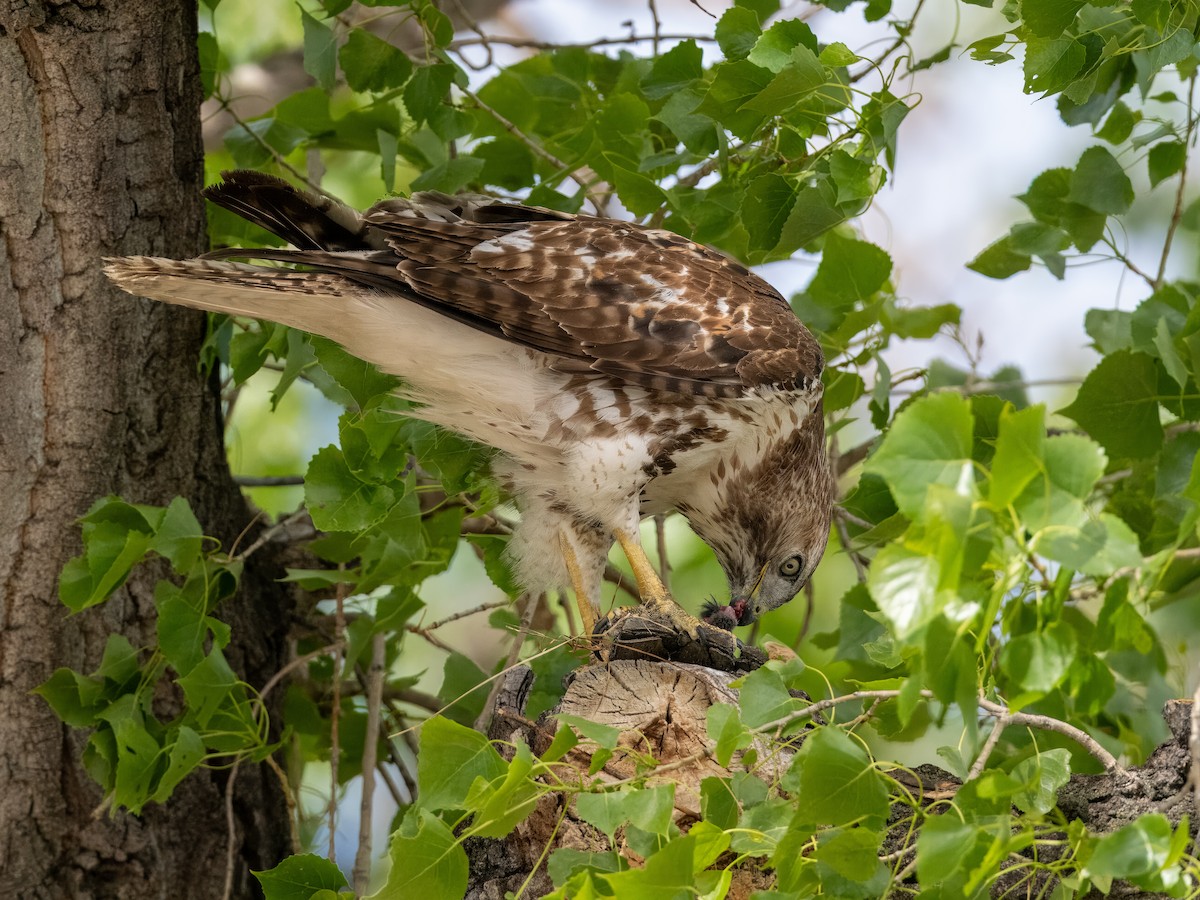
690, 410, 832, 627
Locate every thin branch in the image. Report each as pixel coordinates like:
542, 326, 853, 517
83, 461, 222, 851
234, 475, 305, 487
233, 507, 314, 561
259, 642, 343, 703
353, 632, 387, 895
654, 515, 672, 593
849, 0, 926, 84
1156, 73, 1196, 288
447, 33, 715, 52
890, 377, 1083, 398
967, 714, 1008, 782
977, 698, 1127, 776
832, 508, 868, 582
423, 599, 510, 632
458, 84, 604, 211
647, 0, 662, 56
218, 101, 337, 201
328, 566, 346, 863
221, 762, 241, 900
264, 752, 302, 854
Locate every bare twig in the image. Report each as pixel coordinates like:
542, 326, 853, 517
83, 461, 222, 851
832, 508, 868, 582
654, 515, 672, 593
221, 762, 241, 900
647, 0, 662, 56
967, 714, 1009, 782
1156, 73, 1196, 288
458, 84, 594, 200
329, 566, 346, 862
234, 475, 305, 487
849, 0, 926, 84
259, 643, 343, 703
424, 599, 510, 632
233, 507, 314, 561
447, 33, 714, 52
353, 632, 387, 894
977, 698, 1127, 776
264, 753, 302, 853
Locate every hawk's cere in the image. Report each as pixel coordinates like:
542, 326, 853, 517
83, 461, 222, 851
105, 171, 832, 648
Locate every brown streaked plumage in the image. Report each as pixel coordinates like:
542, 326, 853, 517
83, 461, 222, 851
105, 170, 832, 634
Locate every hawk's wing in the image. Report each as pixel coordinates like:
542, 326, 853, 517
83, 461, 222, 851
201, 171, 824, 399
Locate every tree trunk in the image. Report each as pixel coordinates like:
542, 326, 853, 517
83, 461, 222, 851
0, 3, 292, 897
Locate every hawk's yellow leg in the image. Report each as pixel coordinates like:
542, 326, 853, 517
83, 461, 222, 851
614, 528, 673, 608
559, 532, 597, 635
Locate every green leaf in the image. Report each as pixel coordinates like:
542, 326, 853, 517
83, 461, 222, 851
464, 743, 540, 838
548, 849, 625, 888
575, 791, 631, 842
747, 21, 815, 73
151, 497, 204, 572
1020, 0, 1085, 38
417, 716, 506, 811
304, 446, 396, 533
1000, 623, 1077, 699
741, 174, 797, 252
255, 854, 348, 900
1085, 308, 1133, 353
599, 834, 697, 899
865, 391, 975, 518
309, 336, 400, 408
1069, 146, 1134, 215
177, 648, 237, 727
792, 727, 888, 825
198, 32, 221, 100
1148, 141, 1186, 189
96, 694, 162, 812
819, 42, 858, 67
696, 60, 773, 140
1096, 101, 1138, 144
1023, 36, 1085, 96
1059, 350, 1163, 459
1012, 748, 1071, 815
642, 40, 703, 99
1083, 814, 1174, 881
967, 235, 1031, 280
339, 29, 413, 93
916, 815, 983, 887
300, 8, 337, 91
609, 164, 666, 217
152, 725, 206, 802
740, 46, 827, 117
737, 663, 797, 727
715, 6, 761, 61
367, 808, 467, 899
988, 404, 1045, 507
808, 232, 892, 307
867, 543, 940, 640
706, 703, 752, 767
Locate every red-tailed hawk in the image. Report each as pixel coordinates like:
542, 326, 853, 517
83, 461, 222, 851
105, 171, 831, 654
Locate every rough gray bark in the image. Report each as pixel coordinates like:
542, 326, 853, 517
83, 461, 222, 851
0, 3, 291, 897
468, 660, 1199, 899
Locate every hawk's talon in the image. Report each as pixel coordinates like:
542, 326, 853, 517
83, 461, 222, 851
594, 603, 767, 673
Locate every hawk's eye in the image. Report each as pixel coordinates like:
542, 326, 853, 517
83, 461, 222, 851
778, 555, 803, 578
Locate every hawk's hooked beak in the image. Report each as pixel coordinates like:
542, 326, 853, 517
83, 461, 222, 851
730, 562, 770, 626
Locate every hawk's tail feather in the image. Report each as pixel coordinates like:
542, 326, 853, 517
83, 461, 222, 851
203, 170, 381, 252
102, 256, 359, 341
